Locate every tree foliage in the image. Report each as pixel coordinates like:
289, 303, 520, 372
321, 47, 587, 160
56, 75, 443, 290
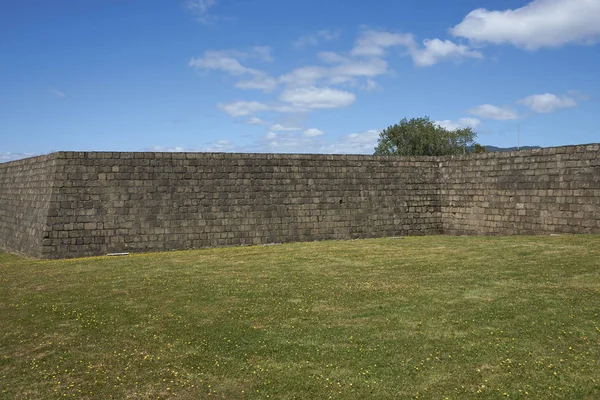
471, 143, 487, 153
374, 116, 478, 156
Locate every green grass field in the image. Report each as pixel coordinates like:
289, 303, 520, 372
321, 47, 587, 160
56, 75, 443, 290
1, 235, 600, 399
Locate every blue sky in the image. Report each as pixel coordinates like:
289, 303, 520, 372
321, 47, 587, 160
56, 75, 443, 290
1, 0, 599, 161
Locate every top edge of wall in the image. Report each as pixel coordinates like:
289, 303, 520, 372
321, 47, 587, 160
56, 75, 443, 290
0, 152, 59, 167
1, 143, 598, 166
439, 142, 599, 161
37, 151, 442, 162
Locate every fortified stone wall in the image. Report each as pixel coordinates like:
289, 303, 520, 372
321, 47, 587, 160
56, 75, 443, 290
440, 144, 600, 235
38, 152, 441, 259
0, 153, 58, 258
0, 143, 598, 259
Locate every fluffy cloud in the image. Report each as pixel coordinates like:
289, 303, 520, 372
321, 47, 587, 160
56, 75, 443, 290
279, 87, 356, 109
451, 0, 600, 50
200, 29, 483, 124
280, 66, 328, 88
280, 58, 389, 89
351, 29, 482, 66
435, 117, 481, 131
303, 128, 325, 137
410, 39, 483, 67
259, 129, 378, 154
270, 124, 302, 132
217, 101, 270, 117
260, 131, 325, 153
189, 48, 279, 93
148, 140, 238, 153
330, 58, 388, 78
189, 50, 262, 76
294, 30, 340, 48
189, 47, 273, 78
326, 130, 381, 154
161, 128, 379, 155
518, 93, 578, 113
146, 145, 186, 152
351, 31, 415, 57
468, 104, 519, 120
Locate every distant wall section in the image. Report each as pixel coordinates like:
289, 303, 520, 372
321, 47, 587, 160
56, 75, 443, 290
440, 144, 600, 235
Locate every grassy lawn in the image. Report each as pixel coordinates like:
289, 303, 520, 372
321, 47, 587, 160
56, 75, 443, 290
1, 235, 600, 399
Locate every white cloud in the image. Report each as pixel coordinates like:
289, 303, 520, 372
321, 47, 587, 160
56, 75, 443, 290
451, 0, 600, 50
294, 29, 340, 48
330, 58, 388, 78
280, 58, 389, 89
260, 131, 325, 153
352, 30, 415, 57
270, 124, 302, 132
245, 117, 269, 125
280, 87, 356, 109
351, 29, 482, 66
271, 104, 309, 113
158, 128, 379, 155
256, 128, 380, 154
0, 152, 37, 162
411, 39, 483, 67
280, 66, 329, 88
185, 0, 218, 23
435, 117, 481, 131
327, 129, 381, 154
189, 47, 273, 79
189, 50, 262, 76
328, 75, 357, 86
148, 140, 238, 153
217, 101, 270, 117
147, 145, 186, 152
518, 93, 578, 113
235, 76, 279, 92
468, 104, 519, 120
303, 128, 325, 137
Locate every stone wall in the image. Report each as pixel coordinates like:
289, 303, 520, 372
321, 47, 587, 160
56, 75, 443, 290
440, 144, 600, 235
0, 143, 598, 259
40, 152, 441, 258
0, 154, 58, 258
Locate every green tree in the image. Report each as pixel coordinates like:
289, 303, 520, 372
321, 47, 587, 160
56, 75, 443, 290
471, 143, 487, 153
374, 116, 478, 156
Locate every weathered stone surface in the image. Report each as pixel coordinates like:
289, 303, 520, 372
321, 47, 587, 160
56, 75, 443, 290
440, 144, 600, 236
0, 154, 58, 258
0, 144, 598, 259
